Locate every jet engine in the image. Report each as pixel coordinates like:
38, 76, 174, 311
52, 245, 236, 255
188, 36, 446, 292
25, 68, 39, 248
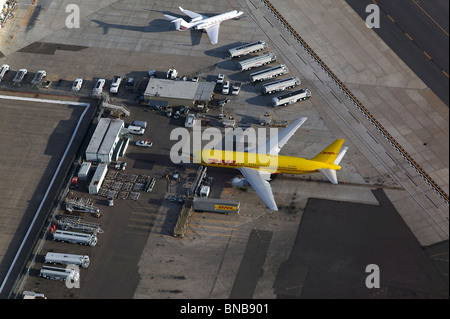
232, 177, 249, 188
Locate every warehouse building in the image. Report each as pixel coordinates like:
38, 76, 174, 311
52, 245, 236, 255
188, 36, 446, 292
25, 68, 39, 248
144, 78, 216, 108
85, 118, 125, 163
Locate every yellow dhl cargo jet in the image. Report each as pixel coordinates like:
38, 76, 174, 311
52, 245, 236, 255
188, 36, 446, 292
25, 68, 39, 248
190, 117, 348, 211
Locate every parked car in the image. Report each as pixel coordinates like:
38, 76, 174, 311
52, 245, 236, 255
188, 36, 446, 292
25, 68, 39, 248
174, 110, 180, 119
125, 77, 135, 91
136, 140, 153, 148
12, 68, 27, 84
31, 70, 46, 85
0, 64, 10, 82
217, 74, 225, 84
222, 81, 230, 94
180, 106, 189, 114
110, 75, 122, 93
130, 120, 147, 129
71, 79, 83, 92
92, 78, 105, 96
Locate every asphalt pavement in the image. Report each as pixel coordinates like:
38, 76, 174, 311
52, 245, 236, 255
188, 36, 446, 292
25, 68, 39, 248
345, 0, 449, 106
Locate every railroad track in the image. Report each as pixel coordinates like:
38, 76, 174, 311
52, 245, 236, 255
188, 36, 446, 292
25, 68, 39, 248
260, 0, 449, 205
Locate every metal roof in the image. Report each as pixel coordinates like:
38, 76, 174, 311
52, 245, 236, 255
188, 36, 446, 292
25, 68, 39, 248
97, 119, 124, 156
144, 78, 215, 101
85, 118, 111, 155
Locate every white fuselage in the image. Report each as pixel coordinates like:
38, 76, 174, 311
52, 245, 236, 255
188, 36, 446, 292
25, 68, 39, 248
191, 10, 243, 30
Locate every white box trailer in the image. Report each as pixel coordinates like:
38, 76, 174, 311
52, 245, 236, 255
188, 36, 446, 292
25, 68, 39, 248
227, 40, 267, 58
249, 64, 288, 82
237, 53, 276, 71
77, 162, 91, 181
89, 163, 108, 195
52, 230, 98, 247
262, 77, 301, 94
39, 265, 80, 282
85, 118, 111, 162
193, 197, 240, 214
272, 88, 311, 106
44, 252, 90, 268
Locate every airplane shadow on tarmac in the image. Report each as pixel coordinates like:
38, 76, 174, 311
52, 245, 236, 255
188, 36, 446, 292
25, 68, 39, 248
91, 19, 205, 46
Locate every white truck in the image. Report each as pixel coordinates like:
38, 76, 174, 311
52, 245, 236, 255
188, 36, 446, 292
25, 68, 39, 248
227, 40, 267, 58
231, 82, 242, 95
39, 265, 80, 282
249, 64, 288, 82
44, 252, 90, 268
237, 53, 276, 71
52, 230, 98, 247
272, 88, 312, 107
262, 77, 301, 94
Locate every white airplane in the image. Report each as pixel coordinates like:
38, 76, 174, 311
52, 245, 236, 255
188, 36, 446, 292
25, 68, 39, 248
164, 6, 244, 44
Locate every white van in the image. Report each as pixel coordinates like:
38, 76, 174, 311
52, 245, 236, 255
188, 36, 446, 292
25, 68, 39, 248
131, 120, 147, 129
128, 125, 145, 135
92, 78, 106, 96
110, 75, 122, 93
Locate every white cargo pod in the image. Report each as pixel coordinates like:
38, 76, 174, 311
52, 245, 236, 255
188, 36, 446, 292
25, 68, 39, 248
89, 163, 108, 195
44, 252, 90, 268
77, 162, 91, 181
199, 185, 210, 197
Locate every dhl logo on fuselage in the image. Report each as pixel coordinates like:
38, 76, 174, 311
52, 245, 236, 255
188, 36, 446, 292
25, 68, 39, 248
215, 205, 237, 211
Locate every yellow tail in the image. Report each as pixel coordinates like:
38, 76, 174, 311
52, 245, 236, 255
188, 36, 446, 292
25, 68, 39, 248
311, 139, 345, 164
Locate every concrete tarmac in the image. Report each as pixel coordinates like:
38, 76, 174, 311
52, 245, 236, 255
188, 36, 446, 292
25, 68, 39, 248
0, 0, 448, 299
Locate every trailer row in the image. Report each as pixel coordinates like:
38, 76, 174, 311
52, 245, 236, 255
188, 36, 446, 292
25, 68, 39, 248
227, 40, 312, 107
38, 228, 100, 282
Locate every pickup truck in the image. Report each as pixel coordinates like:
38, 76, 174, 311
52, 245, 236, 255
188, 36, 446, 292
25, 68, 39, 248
231, 82, 242, 95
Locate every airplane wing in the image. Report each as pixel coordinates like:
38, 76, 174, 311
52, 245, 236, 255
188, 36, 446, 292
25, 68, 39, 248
239, 167, 278, 211
256, 117, 307, 155
179, 6, 208, 21
205, 24, 220, 45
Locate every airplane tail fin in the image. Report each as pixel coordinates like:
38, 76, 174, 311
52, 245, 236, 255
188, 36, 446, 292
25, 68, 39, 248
312, 139, 348, 184
311, 139, 346, 164
163, 14, 190, 30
